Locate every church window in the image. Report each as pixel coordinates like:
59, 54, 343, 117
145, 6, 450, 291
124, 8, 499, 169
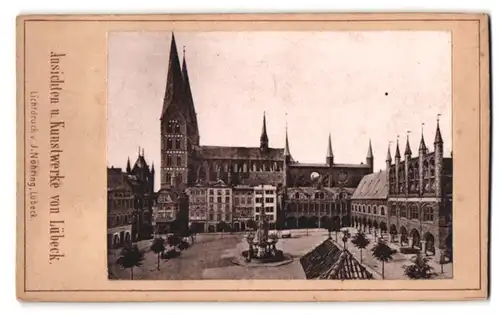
176, 155, 182, 166
410, 205, 419, 220
174, 123, 180, 133
175, 139, 181, 150
391, 204, 397, 216
253, 163, 257, 171
243, 163, 247, 172
165, 172, 171, 184
167, 155, 172, 166
400, 205, 407, 218
380, 207, 385, 216
423, 206, 434, 221
234, 164, 238, 172
167, 139, 173, 149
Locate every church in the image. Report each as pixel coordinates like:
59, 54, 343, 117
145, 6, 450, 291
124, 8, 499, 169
159, 33, 373, 232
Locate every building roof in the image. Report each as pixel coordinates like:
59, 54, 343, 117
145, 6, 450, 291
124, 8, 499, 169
290, 162, 370, 169
319, 250, 374, 280
300, 239, 373, 280
351, 170, 388, 200
199, 145, 284, 160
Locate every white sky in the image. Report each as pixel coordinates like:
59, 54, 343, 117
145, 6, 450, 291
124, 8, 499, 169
108, 31, 451, 190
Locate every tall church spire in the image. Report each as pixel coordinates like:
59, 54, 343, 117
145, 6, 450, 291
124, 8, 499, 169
181, 45, 199, 144
160, 33, 184, 120
260, 112, 269, 150
284, 124, 291, 157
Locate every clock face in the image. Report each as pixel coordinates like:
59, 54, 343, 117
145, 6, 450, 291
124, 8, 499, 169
338, 171, 348, 184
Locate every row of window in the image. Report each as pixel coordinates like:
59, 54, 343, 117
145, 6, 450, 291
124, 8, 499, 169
207, 214, 231, 222
109, 199, 134, 210
255, 206, 275, 213
165, 121, 181, 134
255, 197, 275, 204
164, 138, 183, 150
205, 162, 282, 173
390, 205, 435, 221
352, 204, 386, 216
292, 192, 347, 200
209, 204, 230, 211
109, 214, 132, 227
287, 202, 347, 213
208, 189, 231, 195
255, 190, 275, 195
234, 196, 253, 206
208, 196, 231, 203
166, 155, 183, 167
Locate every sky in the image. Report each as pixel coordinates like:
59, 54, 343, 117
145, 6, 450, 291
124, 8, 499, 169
107, 31, 451, 190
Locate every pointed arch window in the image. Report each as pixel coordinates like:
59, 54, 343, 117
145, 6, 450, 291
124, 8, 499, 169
167, 155, 172, 166
167, 138, 173, 149
174, 123, 181, 133
175, 139, 181, 150
176, 155, 182, 166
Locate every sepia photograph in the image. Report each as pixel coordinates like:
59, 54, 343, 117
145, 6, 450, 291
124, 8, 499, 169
106, 31, 453, 281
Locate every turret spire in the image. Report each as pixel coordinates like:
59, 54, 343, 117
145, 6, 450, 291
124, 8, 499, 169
260, 111, 269, 150
326, 133, 334, 166
326, 133, 333, 158
419, 122, 427, 153
434, 114, 443, 144
366, 139, 373, 159
386, 142, 392, 163
404, 131, 412, 156
395, 136, 401, 159
126, 157, 131, 173
284, 122, 291, 157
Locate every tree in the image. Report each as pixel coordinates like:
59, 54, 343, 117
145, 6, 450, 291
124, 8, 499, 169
116, 244, 144, 280
403, 253, 437, 279
247, 219, 259, 230
323, 217, 333, 239
371, 240, 397, 279
341, 229, 351, 250
150, 237, 165, 271
351, 230, 370, 264
332, 218, 341, 242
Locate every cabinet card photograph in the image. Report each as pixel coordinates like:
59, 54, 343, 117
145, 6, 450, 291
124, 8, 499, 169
17, 13, 489, 301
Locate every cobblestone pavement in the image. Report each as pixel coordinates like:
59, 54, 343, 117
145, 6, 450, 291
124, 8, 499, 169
107, 228, 452, 280
108, 230, 328, 280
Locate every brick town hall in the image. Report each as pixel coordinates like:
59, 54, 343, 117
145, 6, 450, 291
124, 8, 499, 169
107, 33, 453, 263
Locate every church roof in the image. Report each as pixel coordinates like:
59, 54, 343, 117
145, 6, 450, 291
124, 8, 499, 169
240, 172, 284, 186
199, 145, 284, 160
290, 162, 370, 169
351, 170, 388, 200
